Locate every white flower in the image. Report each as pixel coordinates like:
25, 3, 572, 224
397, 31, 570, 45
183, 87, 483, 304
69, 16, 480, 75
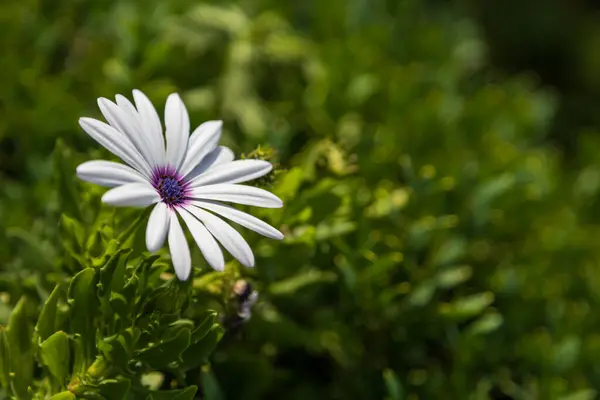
76, 90, 283, 280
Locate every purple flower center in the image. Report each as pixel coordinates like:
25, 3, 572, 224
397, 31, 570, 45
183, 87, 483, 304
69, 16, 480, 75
151, 166, 189, 207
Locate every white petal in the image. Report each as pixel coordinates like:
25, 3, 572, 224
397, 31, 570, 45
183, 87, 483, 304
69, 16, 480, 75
186, 206, 254, 267
168, 210, 192, 280
213, 146, 235, 166
115, 94, 158, 162
193, 200, 283, 240
98, 97, 132, 134
146, 202, 170, 253
115, 94, 139, 121
79, 117, 151, 177
177, 207, 225, 271
133, 89, 165, 166
97, 98, 156, 167
190, 159, 272, 187
164, 93, 189, 169
186, 146, 235, 180
101, 182, 160, 207
190, 184, 283, 208
76, 160, 148, 188
179, 120, 222, 177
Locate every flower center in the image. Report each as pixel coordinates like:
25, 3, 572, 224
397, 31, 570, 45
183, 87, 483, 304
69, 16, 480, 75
151, 166, 189, 207
158, 175, 185, 204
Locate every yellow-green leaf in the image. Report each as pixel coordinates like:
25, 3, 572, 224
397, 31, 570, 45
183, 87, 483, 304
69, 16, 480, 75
50, 391, 76, 400
35, 284, 62, 342
40, 331, 70, 384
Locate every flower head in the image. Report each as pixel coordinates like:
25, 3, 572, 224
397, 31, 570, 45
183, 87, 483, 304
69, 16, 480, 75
76, 90, 284, 280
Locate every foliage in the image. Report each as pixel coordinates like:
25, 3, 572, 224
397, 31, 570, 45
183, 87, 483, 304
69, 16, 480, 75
0, 141, 225, 399
1, 0, 600, 399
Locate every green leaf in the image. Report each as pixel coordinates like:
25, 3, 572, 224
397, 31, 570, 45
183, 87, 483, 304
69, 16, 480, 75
98, 247, 131, 298
269, 269, 337, 295
159, 313, 181, 327
40, 331, 70, 384
35, 284, 62, 342
431, 237, 466, 267
383, 369, 404, 400
109, 292, 129, 320
145, 385, 198, 400
98, 378, 131, 400
123, 255, 159, 306
553, 335, 581, 372
471, 174, 515, 226
142, 279, 189, 315
86, 227, 104, 255
192, 271, 225, 291
60, 214, 85, 253
169, 319, 195, 333
121, 274, 140, 306
347, 73, 379, 106
6, 296, 34, 399
201, 369, 224, 400
116, 206, 153, 245
97, 239, 119, 266
71, 335, 86, 375
314, 220, 356, 240
273, 167, 304, 200
50, 392, 76, 400
472, 173, 516, 208
98, 334, 130, 371
191, 311, 217, 342
122, 327, 140, 352
0, 326, 11, 391
408, 282, 435, 307
438, 292, 495, 320
68, 269, 98, 321
180, 324, 223, 371
435, 265, 472, 289
53, 139, 83, 220
466, 312, 503, 336
68, 268, 99, 358
137, 328, 191, 369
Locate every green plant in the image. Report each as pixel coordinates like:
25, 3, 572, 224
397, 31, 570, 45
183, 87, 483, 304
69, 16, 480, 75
2, 0, 600, 399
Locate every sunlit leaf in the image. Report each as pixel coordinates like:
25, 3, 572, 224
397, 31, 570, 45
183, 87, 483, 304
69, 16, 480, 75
40, 331, 70, 384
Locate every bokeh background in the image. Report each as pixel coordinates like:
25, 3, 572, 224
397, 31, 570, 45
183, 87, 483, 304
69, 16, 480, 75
2, 0, 600, 399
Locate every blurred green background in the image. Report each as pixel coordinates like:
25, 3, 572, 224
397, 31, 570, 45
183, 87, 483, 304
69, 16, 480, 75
2, 0, 600, 399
